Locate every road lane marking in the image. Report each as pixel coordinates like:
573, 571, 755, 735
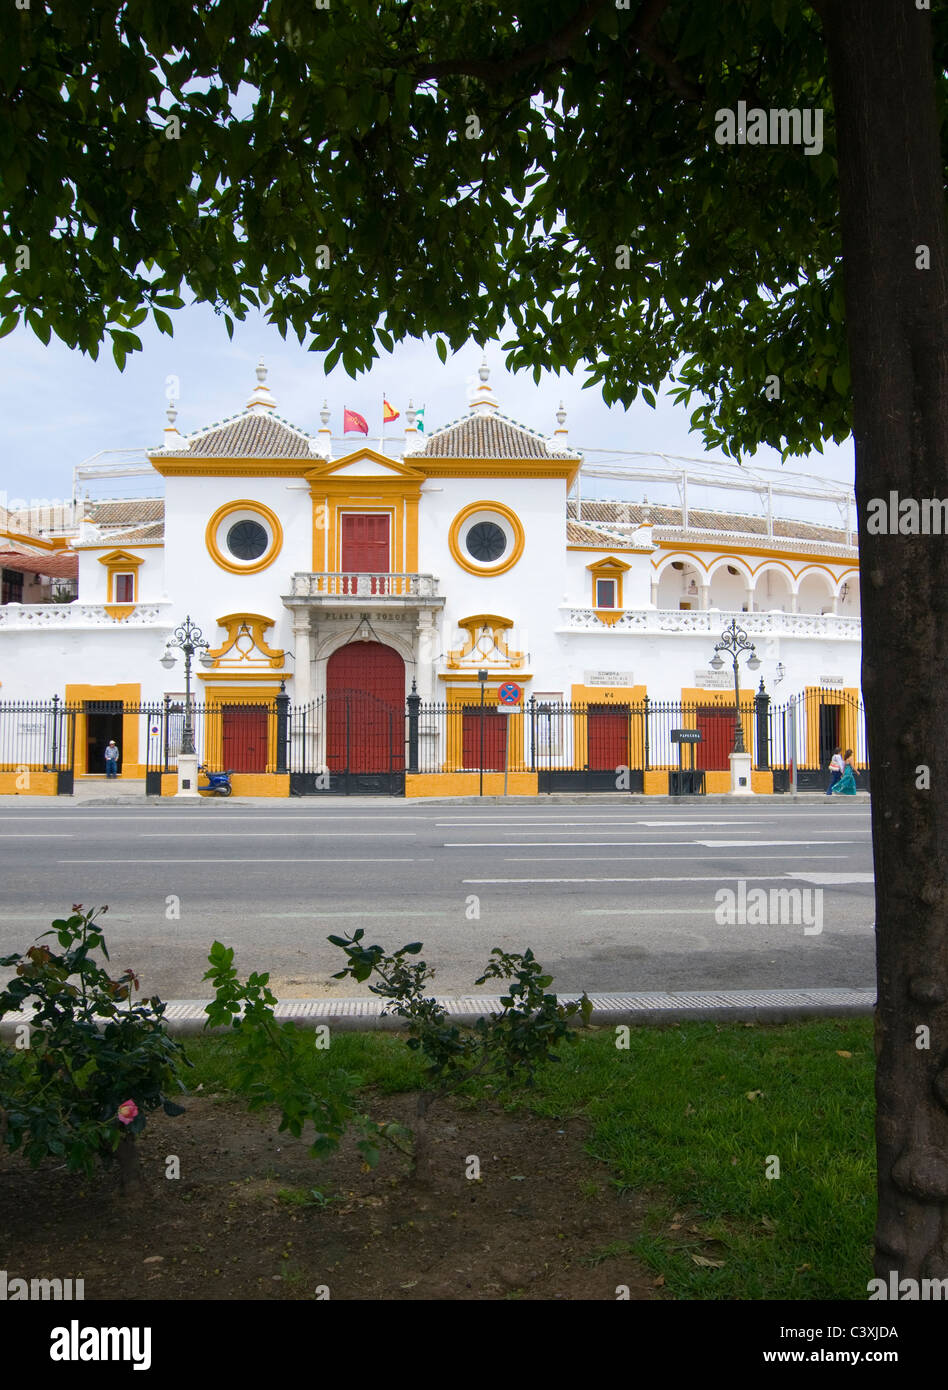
444, 839, 859, 848
462, 873, 875, 884
502, 854, 850, 862
782, 872, 875, 885
57, 857, 416, 865
0, 834, 73, 838
134, 832, 417, 838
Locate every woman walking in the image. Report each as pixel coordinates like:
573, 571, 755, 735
829, 749, 857, 795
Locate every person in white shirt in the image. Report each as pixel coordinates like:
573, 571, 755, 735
826, 746, 844, 795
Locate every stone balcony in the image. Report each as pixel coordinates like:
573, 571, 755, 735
0, 602, 173, 629
556, 607, 862, 639
285, 573, 443, 610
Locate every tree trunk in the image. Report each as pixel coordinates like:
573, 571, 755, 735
115, 1137, 144, 1196
410, 1091, 435, 1186
822, 1, 948, 1281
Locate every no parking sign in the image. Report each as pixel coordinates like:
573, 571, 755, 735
497, 681, 522, 708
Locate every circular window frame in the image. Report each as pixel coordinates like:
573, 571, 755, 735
206, 500, 283, 575
449, 501, 525, 577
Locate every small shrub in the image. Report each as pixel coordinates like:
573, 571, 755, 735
0, 905, 189, 1190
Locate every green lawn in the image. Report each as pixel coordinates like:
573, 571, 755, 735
183, 1017, 875, 1300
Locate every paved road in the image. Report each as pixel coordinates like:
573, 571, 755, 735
0, 799, 874, 1000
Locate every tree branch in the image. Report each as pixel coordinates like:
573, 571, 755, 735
410, 0, 702, 103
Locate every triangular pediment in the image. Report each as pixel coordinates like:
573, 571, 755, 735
307, 449, 426, 480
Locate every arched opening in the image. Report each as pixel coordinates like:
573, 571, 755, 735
797, 572, 835, 614
707, 561, 749, 611
326, 641, 405, 773
752, 567, 793, 612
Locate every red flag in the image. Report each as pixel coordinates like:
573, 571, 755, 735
343, 408, 369, 435
383, 399, 400, 423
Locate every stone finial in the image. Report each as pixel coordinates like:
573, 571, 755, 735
403, 398, 424, 454
247, 356, 277, 413
162, 397, 188, 450
312, 399, 333, 459
469, 354, 498, 414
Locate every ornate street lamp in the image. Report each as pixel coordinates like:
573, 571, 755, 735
160, 616, 213, 755
710, 618, 761, 753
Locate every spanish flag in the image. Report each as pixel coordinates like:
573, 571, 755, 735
343, 408, 368, 435
383, 399, 400, 423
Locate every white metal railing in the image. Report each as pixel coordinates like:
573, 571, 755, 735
556, 607, 861, 638
0, 602, 173, 628
290, 572, 440, 598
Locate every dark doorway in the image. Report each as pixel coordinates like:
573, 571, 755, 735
818, 703, 841, 770
85, 701, 123, 775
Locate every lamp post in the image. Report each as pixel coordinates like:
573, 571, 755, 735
160, 616, 214, 794
709, 618, 761, 753
477, 668, 488, 797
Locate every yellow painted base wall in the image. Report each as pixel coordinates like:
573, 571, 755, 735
752, 771, 774, 794
406, 772, 539, 798
643, 770, 668, 795
704, 772, 732, 794
159, 773, 290, 797
0, 771, 58, 796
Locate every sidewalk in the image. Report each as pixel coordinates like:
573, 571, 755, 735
0, 987, 875, 1037
2, 788, 870, 808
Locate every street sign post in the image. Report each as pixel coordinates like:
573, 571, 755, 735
497, 683, 522, 795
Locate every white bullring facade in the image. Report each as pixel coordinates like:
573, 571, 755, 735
0, 362, 864, 797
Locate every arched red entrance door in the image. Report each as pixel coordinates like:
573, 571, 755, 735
326, 642, 405, 773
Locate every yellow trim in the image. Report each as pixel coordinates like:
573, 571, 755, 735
64, 683, 141, 778
444, 684, 527, 771
310, 474, 422, 576
150, 458, 315, 478
0, 529, 65, 551
566, 544, 648, 553
421, 458, 581, 487
447, 614, 525, 669
97, 549, 144, 605
405, 772, 539, 798
198, 671, 292, 681
200, 686, 283, 771
74, 542, 163, 551
587, 556, 630, 619
206, 612, 285, 668
438, 670, 534, 681
569, 683, 647, 771
448, 500, 526, 577
104, 605, 136, 621
0, 771, 58, 796
307, 448, 426, 481
205, 500, 284, 575
804, 685, 864, 769
655, 540, 860, 568
679, 686, 755, 767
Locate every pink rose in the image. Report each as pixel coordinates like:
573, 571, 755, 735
117, 1100, 139, 1125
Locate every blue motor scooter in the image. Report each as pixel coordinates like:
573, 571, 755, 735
198, 764, 233, 796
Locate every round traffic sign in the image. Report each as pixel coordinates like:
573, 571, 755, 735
498, 682, 522, 706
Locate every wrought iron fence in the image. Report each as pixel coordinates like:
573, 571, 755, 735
0, 689, 869, 795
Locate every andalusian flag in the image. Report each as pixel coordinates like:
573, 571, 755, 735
416, 406, 425, 433
383, 399, 400, 424
343, 408, 368, 435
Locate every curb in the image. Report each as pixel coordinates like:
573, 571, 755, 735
0, 792, 871, 808
0, 988, 876, 1038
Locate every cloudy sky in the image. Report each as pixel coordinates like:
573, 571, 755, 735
0, 302, 855, 526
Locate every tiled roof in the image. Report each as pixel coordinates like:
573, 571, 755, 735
86, 499, 165, 527
567, 499, 855, 546
567, 520, 640, 547
155, 411, 317, 459
97, 523, 165, 544
419, 411, 580, 460
0, 548, 79, 578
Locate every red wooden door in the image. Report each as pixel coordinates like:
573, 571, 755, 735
341, 513, 390, 594
326, 642, 405, 773
587, 705, 628, 770
462, 707, 508, 771
695, 708, 735, 770
221, 705, 268, 772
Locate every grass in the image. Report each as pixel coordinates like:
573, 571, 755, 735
181, 1017, 875, 1300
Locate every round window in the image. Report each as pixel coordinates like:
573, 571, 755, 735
465, 521, 507, 563
227, 519, 269, 561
